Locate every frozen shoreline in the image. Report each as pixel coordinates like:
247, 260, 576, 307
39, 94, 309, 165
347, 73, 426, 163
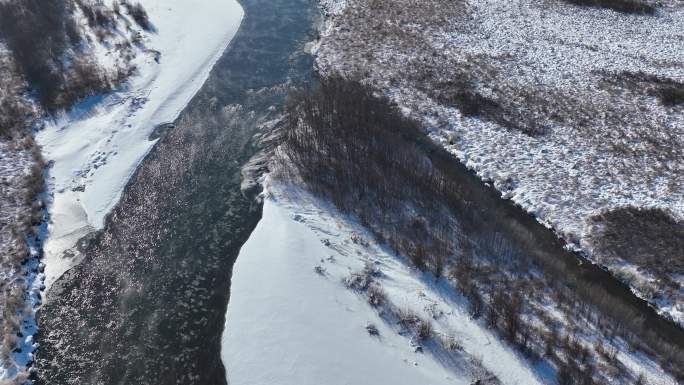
37, 0, 244, 291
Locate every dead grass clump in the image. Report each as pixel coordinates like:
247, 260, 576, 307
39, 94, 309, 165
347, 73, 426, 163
659, 87, 684, 107
417, 318, 434, 341
367, 283, 387, 307
430, 80, 548, 136
560, 0, 656, 14
442, 335, 463, 351
344, 263, 387, 307
396, 308, 433, 341
345, 270, 373, 292
397, 308, 421, 328
588, 206, 684, 278
366, 323, 380, 336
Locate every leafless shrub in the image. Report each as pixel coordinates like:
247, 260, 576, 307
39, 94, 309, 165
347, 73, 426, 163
417, 318, 434, 342
363, 0, 468, 26
442, 335, 463, 351
608, 71, 684, 108
595, 341, 618, 363
77, 0, 117, 30
0, 57, 34, 137
467, 288, 484, 319
279, 75, 462, 274
366, 323, 380, 336
556, 361, 576, 385
367, 283, 387, 308
409, 244, 428, 271
431, 252, 445, 278
0, 0, 80, 108
24, 163, 44, 204
635, 373, 647, 385
485, 295, 500, 329
124, 1, 153, 31
502, 292, 523, 342
430, 80, 548, 136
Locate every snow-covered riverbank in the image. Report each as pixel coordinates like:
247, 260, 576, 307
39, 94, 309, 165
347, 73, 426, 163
37, 0, 244, 290
222, 178, 551, 385
223, 174, 681, 385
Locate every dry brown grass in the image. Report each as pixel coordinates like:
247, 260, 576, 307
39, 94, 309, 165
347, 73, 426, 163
588, 206, 684, 279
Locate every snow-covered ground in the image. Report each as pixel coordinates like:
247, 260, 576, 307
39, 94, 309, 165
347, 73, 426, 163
315, 0, 684, 325
223, 176, 679, 385
37, 0, 244, 290
223, 177, 550, 385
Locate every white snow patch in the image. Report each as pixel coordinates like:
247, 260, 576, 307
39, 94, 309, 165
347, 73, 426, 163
37, 0, 244, 290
